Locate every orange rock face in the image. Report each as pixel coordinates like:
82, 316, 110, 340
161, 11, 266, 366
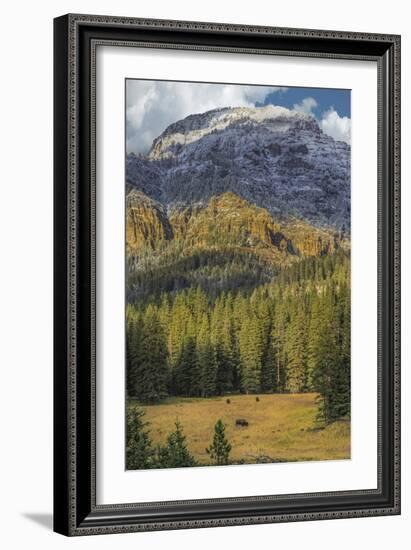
126, 190, 347, 264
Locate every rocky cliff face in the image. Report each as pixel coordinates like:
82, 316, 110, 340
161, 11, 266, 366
126, 190, 173, 252
127, 190, 343, 263
169, 192, 281, 248
126, 104, 350, 229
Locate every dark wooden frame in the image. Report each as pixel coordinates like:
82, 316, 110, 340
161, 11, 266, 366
54, 13, 401, 536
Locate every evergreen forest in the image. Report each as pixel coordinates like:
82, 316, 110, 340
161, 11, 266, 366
127, 247, 351, 426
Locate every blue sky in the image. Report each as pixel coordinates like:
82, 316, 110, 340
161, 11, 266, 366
260, 87, 350, 118
126, 79, 351, 154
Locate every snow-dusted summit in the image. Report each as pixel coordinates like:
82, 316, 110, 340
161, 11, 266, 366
126, 104, 350, 229
149, 105, 316, 159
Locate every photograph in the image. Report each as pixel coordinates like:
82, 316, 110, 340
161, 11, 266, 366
125, 79, 352, 469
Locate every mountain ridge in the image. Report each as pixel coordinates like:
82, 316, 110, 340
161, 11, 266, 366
126, 189, 346, 261
126, 104, 350, 230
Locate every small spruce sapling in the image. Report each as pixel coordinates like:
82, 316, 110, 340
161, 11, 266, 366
206, 419, 232, 465
126, 407, 154, 469
157, 420, 196, 468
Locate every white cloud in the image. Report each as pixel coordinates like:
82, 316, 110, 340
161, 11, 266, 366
293, 96, 318, 115
320, 108, 351, 144
126, 80, 286, 153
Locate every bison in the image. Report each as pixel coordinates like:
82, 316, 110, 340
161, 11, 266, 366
236, 419, 249, 427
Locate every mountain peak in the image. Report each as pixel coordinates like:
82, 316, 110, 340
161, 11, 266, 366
127, 105, 350, 229
149, 104, 318, 160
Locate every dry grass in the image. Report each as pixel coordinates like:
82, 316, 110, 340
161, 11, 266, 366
128, 393, 350, 465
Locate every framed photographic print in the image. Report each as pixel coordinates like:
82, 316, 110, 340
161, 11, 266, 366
53, 14, 401, 536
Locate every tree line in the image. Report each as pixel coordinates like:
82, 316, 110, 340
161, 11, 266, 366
126, 252, 350, 424
127, 244, 276, 302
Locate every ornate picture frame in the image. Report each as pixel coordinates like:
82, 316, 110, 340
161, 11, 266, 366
53, 13, 400, 536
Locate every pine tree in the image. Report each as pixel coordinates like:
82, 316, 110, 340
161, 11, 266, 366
309, 286, 343, 423
127, 312, 145, 398
260, 336, 277, 392
271, 300, 288, 392
185, 312, 197, 341
330, 282, 351, 418
156, 420, 197, 468
257, 299, 275, 392
231, 293, 248, 389
239, 314, 262, 393
339, 283, 351, 417
285, 303, 308, 392
126, 312, 135, 397
126, 407, 154, 469
200, 343, 218, 397
135, 306, 169, 403
211, 295, 233, 394
219, 297, 236, 392
192, 286, 208, 322
197, 314, 217, 396
206, 419, 232, 465
168, 294, 189, 370
175, 336, 202, 396
158, 293, 171, 332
